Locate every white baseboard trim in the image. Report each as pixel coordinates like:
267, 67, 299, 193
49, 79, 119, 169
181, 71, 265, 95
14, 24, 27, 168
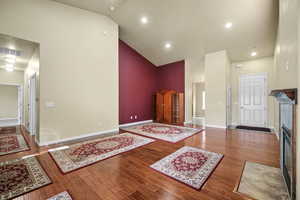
119, 120, 153, 128
184, 121, 192, 124
206, 124, 227, 129
37, 128, 119, 146
0, 118, 19, 127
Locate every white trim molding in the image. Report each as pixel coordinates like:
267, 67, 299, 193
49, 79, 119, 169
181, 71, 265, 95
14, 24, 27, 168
0, 118, 19, 127
37, 128, 119, 146
119, 120, 153, 128
206, 124, 227, 129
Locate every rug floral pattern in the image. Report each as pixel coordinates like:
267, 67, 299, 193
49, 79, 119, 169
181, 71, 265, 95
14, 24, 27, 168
0, 134, 29, 156
121, 123, 202, 143
0, 156, 51, 200
150, 146, 223, 189
50, 133, 154, 173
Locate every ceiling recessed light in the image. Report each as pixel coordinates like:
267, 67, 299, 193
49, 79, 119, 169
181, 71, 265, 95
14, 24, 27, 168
164, 42, 172, 49
6, 58, 16, 64
140, 17, 148, 24
251, 51, 257, 57
225, 22, 233, 29
109, 5, 115, 11
5, 64, 14, 72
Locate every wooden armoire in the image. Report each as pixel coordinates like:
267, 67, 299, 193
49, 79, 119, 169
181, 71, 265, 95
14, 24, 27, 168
154, 90, 184, 124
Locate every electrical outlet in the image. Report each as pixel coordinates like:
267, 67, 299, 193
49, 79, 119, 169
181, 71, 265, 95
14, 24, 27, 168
285, 61, 289, 71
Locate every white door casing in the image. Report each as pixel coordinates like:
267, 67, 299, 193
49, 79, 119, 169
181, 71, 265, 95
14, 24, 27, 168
28, 74, 37, 135
239, 73, 267, 127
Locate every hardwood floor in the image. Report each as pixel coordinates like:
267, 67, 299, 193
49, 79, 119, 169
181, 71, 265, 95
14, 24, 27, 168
1, 126, 279, 200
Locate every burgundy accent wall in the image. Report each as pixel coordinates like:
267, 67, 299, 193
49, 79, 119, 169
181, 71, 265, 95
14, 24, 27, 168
157, 60, 185, 92
119, 40, 157, 124
119, 40, 185, 124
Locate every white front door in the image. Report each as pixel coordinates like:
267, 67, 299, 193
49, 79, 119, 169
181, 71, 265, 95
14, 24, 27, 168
239, 74, 267, 127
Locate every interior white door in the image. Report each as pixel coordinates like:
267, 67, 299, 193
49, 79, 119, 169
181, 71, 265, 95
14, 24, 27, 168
240, 74, 267, 127
28, 74, 37, 135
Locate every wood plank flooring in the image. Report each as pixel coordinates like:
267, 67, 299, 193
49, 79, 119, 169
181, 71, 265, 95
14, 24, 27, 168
1, 126, 280, 200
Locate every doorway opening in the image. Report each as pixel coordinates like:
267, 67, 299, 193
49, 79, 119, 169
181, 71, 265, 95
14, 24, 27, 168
0, 33, 40, 140
0, 83, 23, 127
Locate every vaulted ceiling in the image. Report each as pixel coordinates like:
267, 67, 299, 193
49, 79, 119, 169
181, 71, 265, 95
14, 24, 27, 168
54, 0, 278, 66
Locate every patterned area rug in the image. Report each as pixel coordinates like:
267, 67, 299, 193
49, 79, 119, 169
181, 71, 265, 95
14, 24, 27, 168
237, 161, 289, 200
0, 156, 51, 200
150, 146, 223, 189
48, 191, 73, 200
50, 133, 155, 173
121, 123, 202, 143
0, 134, 30, 156
0, 127, 17, 134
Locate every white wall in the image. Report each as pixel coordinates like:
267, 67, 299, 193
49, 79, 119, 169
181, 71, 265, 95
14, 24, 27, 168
0, 69, 24, 85
204, 50, 230, 128
231, 57, 275, 128
0, 0, 119, 144
185, 57, 205, 122
0, 85, 18, 118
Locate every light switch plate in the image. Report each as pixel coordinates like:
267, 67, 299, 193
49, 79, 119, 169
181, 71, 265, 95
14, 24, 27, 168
46, 102, 55, 108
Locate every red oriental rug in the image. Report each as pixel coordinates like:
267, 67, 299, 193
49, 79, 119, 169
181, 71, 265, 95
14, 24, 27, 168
0, 156, 51, 200
49, 133, 155, 173
121, 123, 202, 143
0, 134, 30, 156
150, 146, 223, 189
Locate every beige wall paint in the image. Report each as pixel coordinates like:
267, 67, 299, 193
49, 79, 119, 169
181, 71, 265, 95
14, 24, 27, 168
0, 85, 18, 118
0, 69, 24, 85
204, 50, 230, 127
193, 82, 205, 117
231, 57, 275, 128
185, 57, 205, 122
0, 0, 119, 144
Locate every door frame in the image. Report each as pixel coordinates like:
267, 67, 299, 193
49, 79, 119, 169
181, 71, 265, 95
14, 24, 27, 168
0, 83, 23, 127
238, 72, 268, 127
28, 73, 37, 135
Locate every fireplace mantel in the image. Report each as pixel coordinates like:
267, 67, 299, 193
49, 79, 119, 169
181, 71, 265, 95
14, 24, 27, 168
270, 88, 297, 104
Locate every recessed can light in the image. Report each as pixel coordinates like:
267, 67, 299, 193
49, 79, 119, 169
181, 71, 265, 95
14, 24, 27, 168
165, 42, 172, 49
140, 17, 148, 24
225, 22, 233, 29
109, 6, 115, 11
251, 51, 257, 57
5, 64, 14, 72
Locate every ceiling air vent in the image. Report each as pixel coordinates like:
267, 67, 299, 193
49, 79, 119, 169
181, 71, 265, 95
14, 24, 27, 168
0, 47, 21, 56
